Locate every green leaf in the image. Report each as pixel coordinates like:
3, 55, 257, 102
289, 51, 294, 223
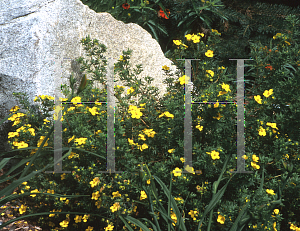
146, 23, 160, 44
148, 20, 169, 36
177, 11, 197, 28
0, 148, 71, 198
197, 154, 236, 230
229, 202, 250, 231
139, 218, 159, 231
77, 74, 88, 95
120, 214, 153, 231
153, 175, 187, 231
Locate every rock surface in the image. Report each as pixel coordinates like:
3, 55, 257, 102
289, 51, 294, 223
0, 0, 183, 155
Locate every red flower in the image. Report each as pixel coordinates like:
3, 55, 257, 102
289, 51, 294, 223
265, 64, 274, 70
158, 6, 170, 19
122, 3, 130, 10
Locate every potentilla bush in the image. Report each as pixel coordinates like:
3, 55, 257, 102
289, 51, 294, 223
3, 15, 300, 231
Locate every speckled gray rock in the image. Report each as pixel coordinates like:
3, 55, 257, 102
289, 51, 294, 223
0, 0, 183, 155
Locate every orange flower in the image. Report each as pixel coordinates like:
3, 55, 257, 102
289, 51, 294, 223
265, 64, 274, 70
122, 3, 130, 10
158, 7, 170, 19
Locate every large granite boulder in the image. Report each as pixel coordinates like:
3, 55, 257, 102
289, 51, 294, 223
0, 0, 183, 156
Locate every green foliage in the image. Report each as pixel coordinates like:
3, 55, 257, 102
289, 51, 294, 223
79, 0, 300, 95
1, 21, 300, 230
1, 14, 300, 231
79, 0, 171, 44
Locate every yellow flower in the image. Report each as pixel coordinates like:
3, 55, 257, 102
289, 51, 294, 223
179, 75, 190, 85
170, 210, 177, 226
88, 107, 100, 116
252, 154, 259, 162
138, 134, 146, 141
86, 226, 94, 231
273, 222, 277, 231
263, 89, 273, 98
10, 105, 20, 112
74, 215, 83, 223
30, 189, 40, 197
251, 162, 260, 169
173, 167, 182, 177
217, 214, 225, 224
71, 96, 82, 105
143, 128, 156, 138
214, 101, 219, 108
207, 150, 220, 160
128, 138, 136, 146
258, 126, 266, 136
242, 155, 248, 160
19, 204, 27, 214
206, 70, 214, 78
158, 111, 174, 119
185, 165, 195, 174
162, 65, 170, 70
128, 105, 143, 119
89, 177, 100, 188
74, 137, 88, 146
60, 220, 69, 227
13, 141, 29, 149
205, 50, 214, 57
185, 34, 193, 41
213, 112, 223, 120
211, 29, 221, 35
221, 83, 231, 92
196, 125, 203, 131
266, 122, 278, 130
173, 40, 182, 46
266, 189, 276, 195
191, 35, 200, 43
8, 131, 19, 138
140, 190, 147, 200
112, 191, 121, 198
127, 87, 135, 94
137, 143, 148, 151
110, 202, 120, 212
105, 224, 114, 231
254, 95, 262, 104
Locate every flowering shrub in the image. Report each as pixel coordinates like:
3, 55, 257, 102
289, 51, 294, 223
1, 15, 300, 231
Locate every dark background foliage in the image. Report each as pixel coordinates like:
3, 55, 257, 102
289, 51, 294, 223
79, 0, 300, 99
